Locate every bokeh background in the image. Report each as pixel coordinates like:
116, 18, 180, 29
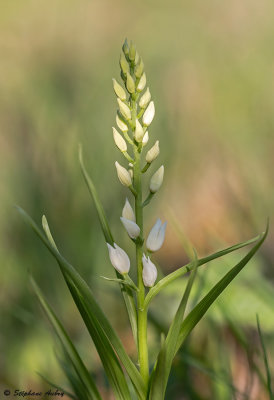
1, 0, 274, 399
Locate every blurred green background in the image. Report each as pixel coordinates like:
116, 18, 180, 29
1, 0, 274, 398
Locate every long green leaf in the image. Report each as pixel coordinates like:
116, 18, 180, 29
79, 145, 138, 347
150, 225, 268, 399
256, 315, 273, 400
37, 372, 77, 400
31, 277, 101, 400
144, 233, 262, 309
17, 207, 146, 400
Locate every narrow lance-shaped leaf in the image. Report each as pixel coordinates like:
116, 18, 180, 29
37, 373, 77, 400
150, 225, 268, 399
79, 145, 138, 346
256, 315, 273, 400
31, 277, 102, 400
17, 207, 146, 400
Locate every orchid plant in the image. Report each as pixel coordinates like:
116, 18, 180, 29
18, 40, 268, 399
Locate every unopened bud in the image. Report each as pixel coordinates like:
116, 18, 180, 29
107, 243, 130, 274
122, 198, 135, 222
120, 217, 140, 239
120, 53, 129, 75
135, 58, 144, 78
150, 165, 164, 193
137, 73, 146, 92
142, 131, 149, 146
113, 127, 127, 152
143, 101, 155, 126
126, 72, 135, 94
112, 78, 126, 101
116, 114, 128, 132
117, 98, 131, 121
146, 140, 160, 163
146, 219, 167, 252
134, 51, 140, 65
142, 254, 157, 287
129, 169, 133, 179
139, 88, 151, 109
134, 119, 144, 142
122, 38, 129, 56
129, 41, 136, 61
115, 161, 132, 187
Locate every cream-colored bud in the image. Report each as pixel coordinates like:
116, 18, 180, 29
115, 161, 132, 187
137, 73, 146, 92
129, 41, 136, 61
122, 198, 135, 222
120, 53, 129, 75
134, 119, 144, 142
146, 140, 160, 163
150, 165, 164, 193
129, 169, 133, 179
117, 98, 131, 121
142, 131, 149, 146
122, 38, 129, 56
134, 51, 140, 65
116, 114, 128, 132
112, 127, 127, 152
146, 219, 167, 252
107, 243, 130, 274
120, 217, 140, 239
126, 72, 135, 94
112, 78, 126, 101
143, 101, 155, 126
142, 254, 157, 287
135, 58, 144, 78
139, 88, 151, 109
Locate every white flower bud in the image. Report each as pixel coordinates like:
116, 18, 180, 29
129, 169, 133, 179
146, 219, 167, 252
134, 51, 140, 65
112, 127, 127, 152
139, 88, 151, 109
120, 52, 129, 75
115, 161, 132, 187
107, 243, 130, 274
142, 131, 149, 146
135, 58, 144, 78
146, 140, 160, 164
129, 41, 136, 61
137, 73, 146, 92
126, 72, 135, 94
142, 254, 157, 287
150, 165, 164, 193
122, 198, 135, 222
112, 78, 126, 101
116, 114, 128, 132
143, 101, 155, 126
117, 98, 131, 121
134, 119, 144, 142
120, 217, 140, 239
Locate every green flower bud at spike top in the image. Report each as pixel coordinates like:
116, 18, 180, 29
115, 161, 132, 187
150, 165, 164, 193
112, 78, 126, 101
146, 140, 160, 163
116, 114, 128, 132
120, 52, 129, 75
137, 73, 146, 92
112, 127, 127, 152
129, 41, 136, 61
120, 217, 140, 239
139, 87, 151, 109
117, 98, 131, 121
122, 38, 129, 56
135, 58, 144, 78
122, 198, 135, 222
126, 72, 135, 94
134, 119, 144, 142
146, 218, 167, 252
107, 243, 130, 274
134, 51, 140, 65
143, 100, 155, 126
142, 131, 149, 146
142, 254, 158, 287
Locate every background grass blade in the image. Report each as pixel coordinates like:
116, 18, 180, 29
37, 372, 77, 400
17, 207, 145, 400
256, 315, 273, 400
79, 145, 138, 346
149, 225, 268, 399
31, 277, 102, 400
144, 234, 262, 308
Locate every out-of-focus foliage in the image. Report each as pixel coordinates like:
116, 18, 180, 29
0, 0, 273, 398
